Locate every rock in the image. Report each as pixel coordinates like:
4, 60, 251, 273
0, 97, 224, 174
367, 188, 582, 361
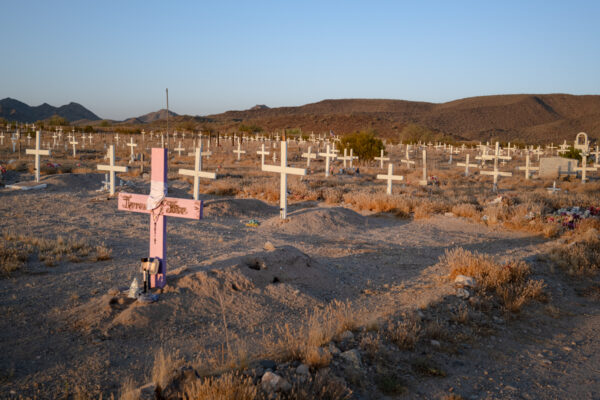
296, 364, 310, 375
259, 359, 277, 370
444, 212, 455, 217
261, 371, 291, 393
107, 287, 120, 296
430, 340, 441, 348
264, 241, 276, 251
328, 342, 341, 355
340, 349, 361, 369
454, 275, 477, 287
340, 330, 354, 341
456, 288, 470, 299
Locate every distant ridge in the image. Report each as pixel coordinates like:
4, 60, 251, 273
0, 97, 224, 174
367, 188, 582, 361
122, 108, 178, 124
0, 98, 100, 123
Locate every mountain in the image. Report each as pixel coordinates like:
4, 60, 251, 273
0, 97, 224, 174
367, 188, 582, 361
202, 94, 600, 143
122, 109, 178, 124
0, 98, 100, 123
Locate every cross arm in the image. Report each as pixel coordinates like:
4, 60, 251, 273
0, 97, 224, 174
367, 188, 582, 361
98, 165, 128, 172
178, 168, 217, 179
118, 192, 203, 219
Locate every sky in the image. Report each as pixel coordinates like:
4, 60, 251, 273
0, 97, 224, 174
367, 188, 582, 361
1, 0, 599, 120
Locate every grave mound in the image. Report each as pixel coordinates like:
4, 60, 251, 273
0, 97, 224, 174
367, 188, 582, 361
42, 172, 103, 191
203, 198, 276, 218
262, 207, 369, 234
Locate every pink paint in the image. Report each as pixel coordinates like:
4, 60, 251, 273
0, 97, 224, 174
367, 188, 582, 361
118, 148, 202, 288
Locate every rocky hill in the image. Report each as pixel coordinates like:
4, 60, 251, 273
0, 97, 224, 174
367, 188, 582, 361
0, 98, 100, 123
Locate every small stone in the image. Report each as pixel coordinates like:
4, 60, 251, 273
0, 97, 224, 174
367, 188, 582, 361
261, 371, 291, 393
264, 241, 276, 251
430, 340, 441, 347
444, 212, 455, 217
562, 346, 572, 352
340, 330, 354, 341
456, 288, 470, 299
107, 287, 120, 296
259, 359, 277, 370
454, 275, 477, 287
340, 349, 361, 369
296, 364, 310, 375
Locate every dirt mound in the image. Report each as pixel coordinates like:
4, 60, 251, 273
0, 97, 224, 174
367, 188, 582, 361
41, 173, 104, 192
203, 198, 276, 218
261, 207, 370, 235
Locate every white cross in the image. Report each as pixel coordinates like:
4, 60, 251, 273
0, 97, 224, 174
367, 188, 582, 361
401, 146, 415, 168
256, 143, 270, 166
518, 154, 539, 180
480, 142, 512, 191
178, 144, 217, 201
419, 150, 428, 185
557, 140, 569, 155
114, 133, 120, 144
97, 145, 128, 196
318, 145, 337, 177
262, 141, 306, 219
302, 146, 317, 167
546, 181, 561, 194
374, 149, 390, 169
127, 137, 138, 158
70, 139, 79, 157
591, 145, 600, 166
0, 131, 4, 145
338, 148, 353, 168
377, 163, 404, 195
25, 131, 50, 183
174, 141, 185, 156
457, 154, 478, 176
575, 153, 597, 184
233, 139, 246, 160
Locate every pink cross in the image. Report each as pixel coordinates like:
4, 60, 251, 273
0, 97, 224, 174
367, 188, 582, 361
118, 148, 203, 288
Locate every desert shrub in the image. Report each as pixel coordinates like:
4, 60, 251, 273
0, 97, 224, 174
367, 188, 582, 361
343, 192, 412, 215
550, 228, 600, 276
336, 131, 384, 161
183, 372, 257, 400
385, 313, 422, 350
441, 248, 546, 312
152, 348, 184, 390
451, 203, 480, 219
0, 240, 29, 276
322, 187, 344, 204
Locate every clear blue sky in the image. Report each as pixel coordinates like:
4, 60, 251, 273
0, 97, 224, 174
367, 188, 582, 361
1, 1, 599, 120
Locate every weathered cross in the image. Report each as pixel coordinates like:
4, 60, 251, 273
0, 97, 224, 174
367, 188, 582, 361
557, 140, 569, 155
377, 163, 404, 195
374, 149, 389, 169
179, 144, 216, 200
518, 154, 539, 180
546, 181, 561, 194
26, 131, 50, 182
174, 141, 185, 156
480, 142, 512, 191
233, 139, 246, 160
419, 150, 428, 185
118, 148, 203, 288
457, 154, 478, 176
400, 146, 415, 168
127, 137, 138, 158
70, 139, 78, 157
97, 145, 128, 196
302, 146, 317, 167
318, 145, 337, 177
256, 143, 270, 166
338, 148, 353, 168
0, 131, 4, 146
575, 153, 597, 184
262, 140, 306, 219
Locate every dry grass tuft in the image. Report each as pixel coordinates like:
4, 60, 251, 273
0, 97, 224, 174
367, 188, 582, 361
95, 244, 113, 261
152, 348, 184, 390
183, 372, 257, 400
550, 228, 600, 276
451, 203, 480, 219
441, 248, 546, 312
119, 377, 141, 400
0, 239, 29, 276
385, 313, 422, 350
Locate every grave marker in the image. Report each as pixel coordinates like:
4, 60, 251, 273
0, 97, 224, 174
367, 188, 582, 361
517, 154, 539, 180
178, 144, 216, 200
256, 143, 270, 166
374, 149, 389, 169
97, 145, 128, 195
377, 163, 404, 194
302, 146, 317, 167
457, 154, 478, 176
480, 142, 512, 191
118, 148, 203, 288
25, 131, 50, 182
318, 145, 337, 177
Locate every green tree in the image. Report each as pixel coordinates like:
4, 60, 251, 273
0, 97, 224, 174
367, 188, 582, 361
46, 114, 70, 126
239, 124, 263, 134
84, 125, 95, 133
559, 146, 582, 161
336, 131, 384, 161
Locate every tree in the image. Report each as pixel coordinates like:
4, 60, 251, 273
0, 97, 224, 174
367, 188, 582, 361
336, 131, 384, 161
239, 124, 263, 134
46, 114, 70, 126
560, 146, 582, 161
84, 125, 95, 133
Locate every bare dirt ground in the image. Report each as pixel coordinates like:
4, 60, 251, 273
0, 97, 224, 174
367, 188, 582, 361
0, 135, 599, 399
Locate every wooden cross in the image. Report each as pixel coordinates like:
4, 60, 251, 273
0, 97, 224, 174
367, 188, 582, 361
338, 148, 352, 168
377, 163, 404, 194
591, 146, 600, 166
480, 142, 512, 191
97, 145, 128, 195
546, 181, 561, 194
118, 148, 203, 288
374, 149, 390, 169
318, 145, 337, 177
457, 154, 478, 176
179, 144, 216, 200
557, 140, 569, 155
575, 153, 597, 184
174, 141, 185, 156
419, 150, 428, 186
518, 154, 539, 180
127, 137, 138, 157
233, 139, 246, 160
256, 143, 270, 166
349, 148, 358, 167
401, 146, 415, 168
70, 139, 78, 157
302, 146, 317, 167
262, 141, 306, 219
26, 131, 50, 182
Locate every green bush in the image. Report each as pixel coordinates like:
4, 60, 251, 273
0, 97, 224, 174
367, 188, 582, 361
560, 146, 582, 161
336, 131, 384, 161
